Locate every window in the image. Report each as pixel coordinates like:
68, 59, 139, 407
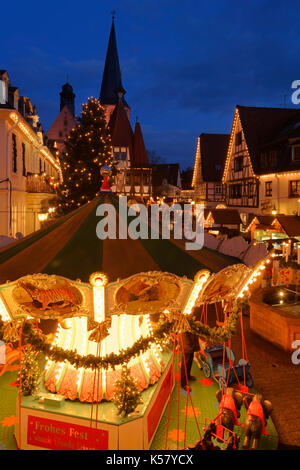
144, 173, 150, 185
59, 131, 63, 137
234, 156, 243, 172
290, 180, 300, 197
39, 158, 42, 173
114, 147, 120, 160
113, 147, 127, 161
260, 152, 268, 169
229, 184, 242, 198
261, 150, 277, 169
269, 150, 277, 167
265, 181, 272, 197
22, 143, 26, 176
12, 133, 17, 173
248, 182, 254, 197
235, 131, 242, 146
215, 184, 222, 195
292, 146, 300, 162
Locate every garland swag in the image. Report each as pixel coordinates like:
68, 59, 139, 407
0, 299, 246, 370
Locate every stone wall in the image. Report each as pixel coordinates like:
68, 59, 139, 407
249, 288, 300, 352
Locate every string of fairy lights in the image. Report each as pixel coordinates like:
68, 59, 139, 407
222, 108, 257, 185
58, 98, 113, 211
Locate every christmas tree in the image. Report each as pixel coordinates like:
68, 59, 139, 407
18, 346, 40, 396
58, 98, 112, 213
113, 365, 143, 416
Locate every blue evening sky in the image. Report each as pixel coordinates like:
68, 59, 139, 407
2, 0, 300, 169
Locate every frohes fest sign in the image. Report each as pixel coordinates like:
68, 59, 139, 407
27, 415, 108, 450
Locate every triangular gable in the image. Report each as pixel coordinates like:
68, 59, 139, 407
47, 105, 76, 141
271, 218, 286, 235
194, 133, 229, 187
223, 105, 300, 182
245, 216, 259, 233
222, 107, 256, 183
272, 215, 300, 237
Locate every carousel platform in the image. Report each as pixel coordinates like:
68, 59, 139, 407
151, 359, 279, 451
14, 351, 173, 450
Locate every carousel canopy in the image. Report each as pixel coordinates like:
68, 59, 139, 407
0, 195, 241, 285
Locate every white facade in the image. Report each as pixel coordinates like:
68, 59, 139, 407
259, 171, 300, 215
222, 107, 300, 219
0, 109, 62, 237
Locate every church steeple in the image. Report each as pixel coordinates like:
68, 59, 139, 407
60, 82, 75, 116
99, 18, 129, 109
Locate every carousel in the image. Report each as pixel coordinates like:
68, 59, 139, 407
0, 259, 278, 450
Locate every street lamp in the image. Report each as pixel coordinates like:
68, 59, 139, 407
38, 212, 48, 223
0, 178, 12, 236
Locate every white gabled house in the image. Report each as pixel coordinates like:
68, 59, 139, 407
222, 105, 300, 223
0, 70, 62, 238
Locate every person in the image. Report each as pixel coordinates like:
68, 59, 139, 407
180, 328, 200, 391
180, 305, 210, 391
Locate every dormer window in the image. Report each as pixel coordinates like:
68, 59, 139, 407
269, 150, 277, 167
260, 152, 268, 169
261, 150, 277, 169
292, 146, 300, 162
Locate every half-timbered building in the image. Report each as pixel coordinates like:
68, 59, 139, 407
222, 105, 300, 223
192, 133, 229, 207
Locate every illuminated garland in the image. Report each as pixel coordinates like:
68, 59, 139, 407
0, 299, 246, 369
19, 319, 174, 370
188, 299, 244, 344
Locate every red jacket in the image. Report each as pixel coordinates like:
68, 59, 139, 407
247, 400, 268, 435
220, 394, 240, 426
